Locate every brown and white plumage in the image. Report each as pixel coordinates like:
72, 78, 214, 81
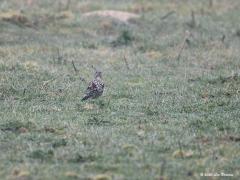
82, 71, 104, 101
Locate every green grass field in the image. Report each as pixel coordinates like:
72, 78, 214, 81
0, 0, 240, 179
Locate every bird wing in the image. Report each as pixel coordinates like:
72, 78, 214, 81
82, 78, 104, 101
85, 80, 97, 93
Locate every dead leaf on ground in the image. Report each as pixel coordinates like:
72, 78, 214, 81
156, 176, 169, 180
19, 127, 29, 133
122, 144, 139, 156
172, 150, 194, 158
145, 51, 163, 60
83, 103, 95, 110
55, 11, 75, 20
43, 126, 56, 133
0, 11, 34, 28
11, 168, 31, 180
42, 126, 65, 135
23, 61, 39, 71
129, 4, 154, 13
0, 11, 20, 19
196, 135, 240, 144
82, 10, 140, 23
229, 136, 240, 142
136, 130, 145, 138
90, 174, 112, 180
65, 171, 79, 178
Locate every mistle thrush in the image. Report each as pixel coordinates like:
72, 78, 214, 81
81, 71, 104, 101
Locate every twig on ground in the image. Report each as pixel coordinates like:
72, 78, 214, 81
91, 65, 97, 72
57, 48, 63, 62
209, 0, 213, 8
196, 141, 202, 157
154, 91, 174, 96
176, 31, 190, 61
64, 0, 71, 10
221, 34, 225, 43
160, 159, 166, 176
178, 140, 184, 158
71, 61, 87, 83
23, 88, 26, 95
71, 60, 79, 73
57, 1, 62, 12
123, 56, 130, 70
229, 135, 240, 142
187, 10, 196, 28
161, 11, 175, 20
236, 30, 240, 37
212, 150, 217, 161
79, 77, 87, 83
41, 77, 59, 89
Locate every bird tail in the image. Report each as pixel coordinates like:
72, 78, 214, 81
81, 95, 90, 101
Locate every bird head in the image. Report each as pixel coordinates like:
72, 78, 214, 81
94, 71, 102, 78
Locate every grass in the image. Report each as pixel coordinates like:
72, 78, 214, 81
0, 0, 240, 179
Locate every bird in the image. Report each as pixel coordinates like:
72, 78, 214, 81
81, 71, 104, 101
